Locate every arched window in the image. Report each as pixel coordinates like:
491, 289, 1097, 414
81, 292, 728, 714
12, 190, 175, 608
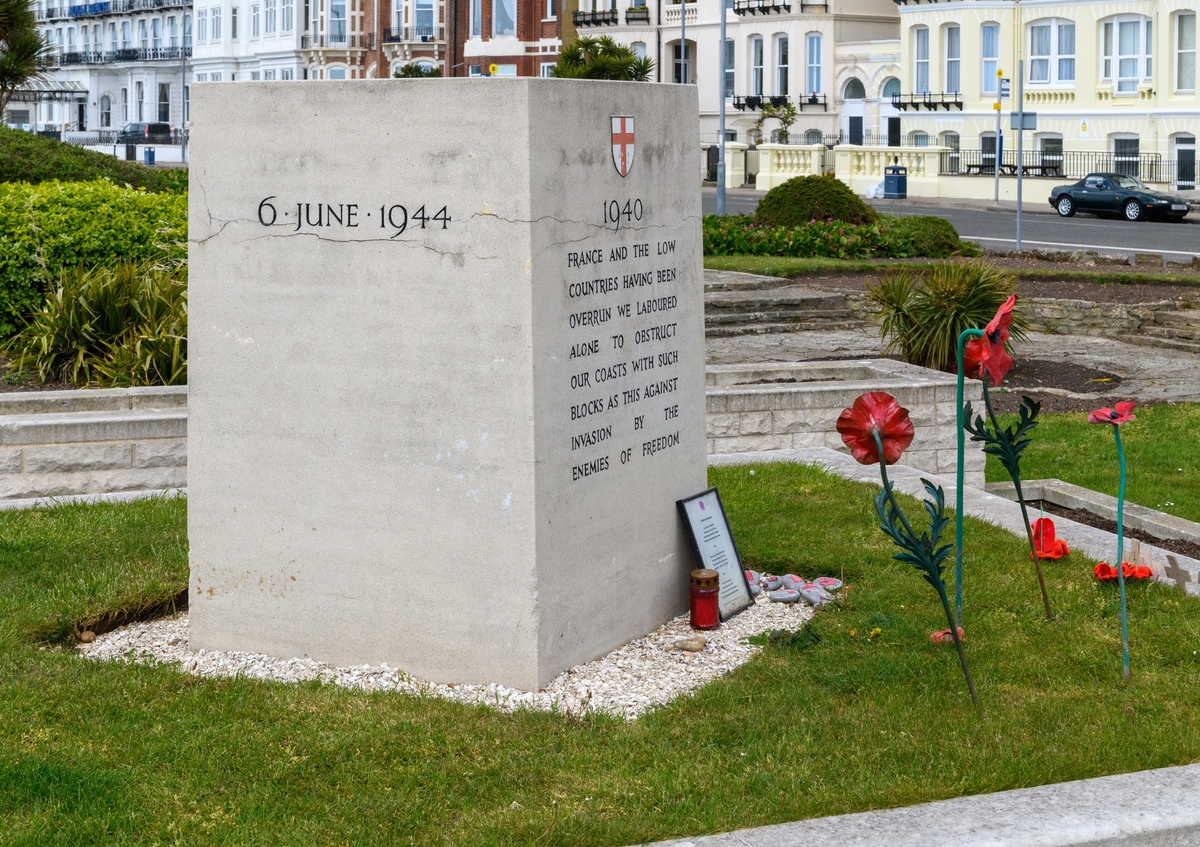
327, 66, 347, 79
911, 131, 929, 147
1102, 16, 1152, 92
1028, 19, 1075, 84
805, 128, 823, 145
843, 78, 865, 99
99, 95, 111, 127
881, 77, 900, 99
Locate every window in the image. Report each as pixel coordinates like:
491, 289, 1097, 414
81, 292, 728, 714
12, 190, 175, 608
674, 43, 690, 84
545, 0, 555, 18
540, 61, 555, 76
941, 131, 960, 172
151, 17, 160, 48
1038, 134, 1063, 171
415, 0, 431, 35
280, 68, 293, 79
328, 0, 344, 40
494, 0, 515, 36
157, 83, 169, 121
1029, 20, 1074, 84
99, 95, 110, 127
843, 78, 865, 98
327, 66, 347, 79
196, 9, 206, 40
881, 76, 900, 100
251, 4, 259, 36
470, 0, 481, 37
911, 131, 929, 147
981, 131, 997, 169
945, 25, 960, 93
211, 7, 221, 40
281, 0, 292, 30
1103, 17, 1152, 92
168, 15, 177, 47
210, 72, 221, 81
265, 0, 275, 33
913, 27, 928, 93
230, 7, 237, 38
138, 20, 147, 48
804, 129, 822, 144
183, 14, 190, 47
632, 41, 646, 59
108, 23, 116, 49
775, 35, 788, 96
1113, 135, 1140, 176
121, 20, 131, 47
251, 71, 261, 80
1178, 13, 1196, 91
120, 87, 128, 121
750, 36, 762, 96
67, 26, 75, 50
806, 33, 821, 94
723, 39, 734, 98
135, 81, 143, 120
982, 23, 999, 93
264, 69, 276, 79
195, 72, 206, 81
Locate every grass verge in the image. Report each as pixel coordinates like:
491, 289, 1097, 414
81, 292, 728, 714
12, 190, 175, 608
3, 467, 1200, 844
987, 402, 1200, 524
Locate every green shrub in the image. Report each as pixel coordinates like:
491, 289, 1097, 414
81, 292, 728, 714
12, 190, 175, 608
754, 175, 878, 227
867, 261, 1026, 372
0, 179, 186, 337
704, 214, 912, 260
0, 125, 187, 193
880, 214, 972, 259
3, 262, 186, 387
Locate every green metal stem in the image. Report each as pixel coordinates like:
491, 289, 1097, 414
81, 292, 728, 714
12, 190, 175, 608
1115, 425, 1131, 681
981, 381, 1053, 620
954, 327, 984, 630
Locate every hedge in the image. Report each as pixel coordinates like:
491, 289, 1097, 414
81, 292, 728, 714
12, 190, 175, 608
754, 174, 878, 227
703, 214, 974, 260
0, 125, 188, 193
0, 180, 187, 337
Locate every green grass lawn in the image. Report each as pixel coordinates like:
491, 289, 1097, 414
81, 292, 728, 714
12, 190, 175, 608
988, 402, 1200, 524
4, 467, 1200, 845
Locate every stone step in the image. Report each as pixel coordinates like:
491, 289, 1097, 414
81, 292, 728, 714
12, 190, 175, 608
1127, 335, 1200, 355
705, 319, 866, 338
705, 287, 848, 311
0, 408, 186, 446
1153, 310, 1200, 329
705, 309, 856, 326
1141, 325, 1200, 342
0, 386, 186, 416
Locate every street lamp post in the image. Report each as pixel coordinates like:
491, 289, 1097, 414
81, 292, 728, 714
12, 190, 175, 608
716, 0, 726, 214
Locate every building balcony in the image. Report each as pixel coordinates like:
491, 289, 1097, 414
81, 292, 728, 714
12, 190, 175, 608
732, 95, 762, 111
62, 0, 187, 18
798, 93, 827, 110
572, 9, 618, 26
732, 0, 789, 15
381, 26, 444, 44
301, 33, 373, 49
43, 45, 191, 66
891, 91, 963, 111
624, 5, 650, 23
662, 3, 696, 25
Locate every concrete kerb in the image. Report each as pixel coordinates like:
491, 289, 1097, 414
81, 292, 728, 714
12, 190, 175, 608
640, 762, 1200, 846
0, 488, 186, 511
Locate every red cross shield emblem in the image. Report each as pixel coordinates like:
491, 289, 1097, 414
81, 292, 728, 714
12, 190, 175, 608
611, 116, 635, 177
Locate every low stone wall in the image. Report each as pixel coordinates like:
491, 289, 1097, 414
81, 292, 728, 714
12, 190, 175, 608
0, 387, 187, 503
842, 291, 1192, 340
706, 360, 986, 487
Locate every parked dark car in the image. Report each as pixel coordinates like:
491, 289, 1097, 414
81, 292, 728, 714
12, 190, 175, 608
1049, 173, 1190, 222
115, 122, 174, 144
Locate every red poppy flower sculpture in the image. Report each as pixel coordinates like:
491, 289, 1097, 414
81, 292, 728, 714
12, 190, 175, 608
837, 392, 978, 706
960, 294, 1053, 622
1088, 400, 1137, 680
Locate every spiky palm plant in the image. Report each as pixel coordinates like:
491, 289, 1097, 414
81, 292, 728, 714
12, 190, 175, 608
0, 0, 51, 115
550, 36, 654, 81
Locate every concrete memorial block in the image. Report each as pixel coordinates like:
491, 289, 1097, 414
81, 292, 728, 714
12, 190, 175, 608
188, 79, 705, 691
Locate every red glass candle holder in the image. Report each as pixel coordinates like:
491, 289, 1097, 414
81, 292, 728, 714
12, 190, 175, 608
690, 569, 720, 630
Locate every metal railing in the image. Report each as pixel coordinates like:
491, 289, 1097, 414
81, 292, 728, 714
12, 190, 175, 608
64, 0, 186, 15
624, 5, 650, 22
301, 33, 372, 49
44, 46, 191, 66
891, 91, 964, 111
381, 25, 444, 43
732, 0, 791, 14
940, 149, 1170, 181
572, 9, 618, 25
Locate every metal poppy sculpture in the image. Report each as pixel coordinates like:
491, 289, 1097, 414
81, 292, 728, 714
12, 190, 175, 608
837, 392, 979, 706
1088, 401, 1138, 681
959, 295, 1054, 621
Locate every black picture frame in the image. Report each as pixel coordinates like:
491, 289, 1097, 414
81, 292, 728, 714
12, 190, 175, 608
676, 487, 755, 621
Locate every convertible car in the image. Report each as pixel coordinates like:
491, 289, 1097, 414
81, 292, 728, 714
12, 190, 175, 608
1049, 173, 1191, 221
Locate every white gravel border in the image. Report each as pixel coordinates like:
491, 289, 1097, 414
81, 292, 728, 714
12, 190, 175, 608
78, 591, 817, 720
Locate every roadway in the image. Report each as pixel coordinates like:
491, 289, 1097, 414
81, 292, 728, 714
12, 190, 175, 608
699, 187, 1200, 262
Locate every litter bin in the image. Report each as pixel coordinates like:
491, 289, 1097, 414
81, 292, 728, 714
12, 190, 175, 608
143, 147, 155, 166
884, 165, 908, 200
125, 144, 137, 161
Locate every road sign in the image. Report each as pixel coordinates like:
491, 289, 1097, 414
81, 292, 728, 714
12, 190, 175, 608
1010, 111, 1037, 130
1000, 79, 1011, 99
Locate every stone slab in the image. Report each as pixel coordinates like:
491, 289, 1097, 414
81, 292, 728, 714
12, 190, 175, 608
0, 386, 186, 416
0, 488, 185, 511
187, 79, 705, 691
640, 762, 1200, 846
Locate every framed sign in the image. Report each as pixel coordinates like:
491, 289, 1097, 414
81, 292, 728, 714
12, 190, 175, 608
677, 488, 755, 621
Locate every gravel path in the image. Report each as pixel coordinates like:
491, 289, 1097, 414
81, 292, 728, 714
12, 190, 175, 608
79, 592, 815, 720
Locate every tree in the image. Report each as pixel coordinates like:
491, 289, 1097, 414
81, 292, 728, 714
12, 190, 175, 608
393, 63, 443, 78
550, 36, 653, 81
0, 0, 49, 116
751, 101, 798, 144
